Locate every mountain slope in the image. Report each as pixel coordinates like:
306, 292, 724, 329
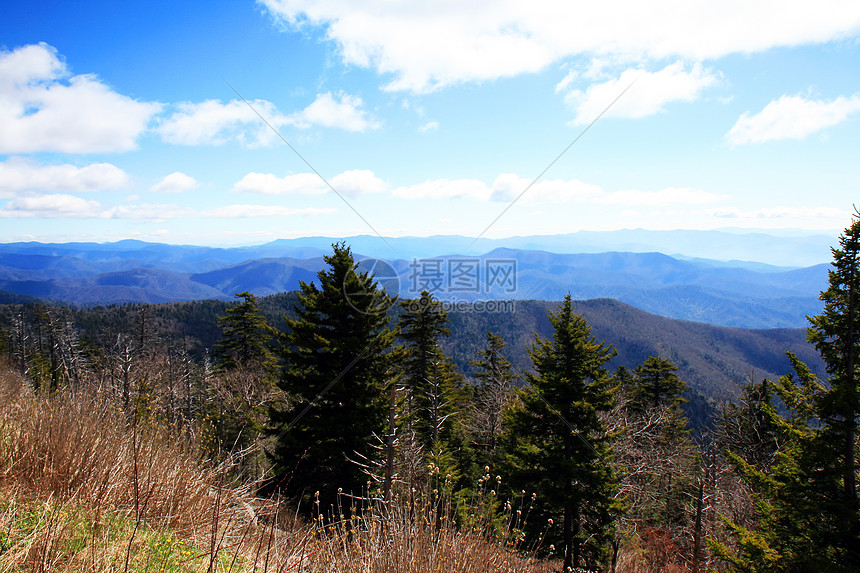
0, 240, 829, 328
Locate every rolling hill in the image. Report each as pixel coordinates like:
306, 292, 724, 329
0, 236, 831, 328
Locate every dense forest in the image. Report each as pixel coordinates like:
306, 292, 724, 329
1, 213, 859, 572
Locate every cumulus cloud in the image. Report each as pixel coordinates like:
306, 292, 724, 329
292, 92, 380, 132
0, 43, 161, 153
726, 94, 860, 144
156, 99, 286, 146
158, 92, 379, 146
150, 172, 199, 194
233, 172, 326, 195
233, 169, 386, 197
329, 169, 387, 197
0, 159, 128, 197
562, 62, 718, 123
1, 194, 106, 218
261, 0, 860, 93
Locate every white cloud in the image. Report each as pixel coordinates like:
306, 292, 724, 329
0, 43, 161, 153
233, 169, 386, 197
157, 99, 286, 146
1, 194, 106, 218
233, 172, 325, 195
0, 159, 128, 197
150, 172, 199, 194
419, 121, 439, 133
726, 94, 860, 144
391, 178, 491, 200
292, 92, 380, 132
563, 62, 718, 124
329, 169, 387, 197
261, 0, 860, 93
158, 91, 379, 146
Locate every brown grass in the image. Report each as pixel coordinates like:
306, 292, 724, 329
0, 361, 555, 572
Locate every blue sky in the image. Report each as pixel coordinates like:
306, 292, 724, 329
1, 0, 859, 248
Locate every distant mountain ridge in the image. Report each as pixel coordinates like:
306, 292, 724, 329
0, 232, 832, 328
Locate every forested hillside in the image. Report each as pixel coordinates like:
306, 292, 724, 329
4, 290, 822, 405
0, 216, 856, 572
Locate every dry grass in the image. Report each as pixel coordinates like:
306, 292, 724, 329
0, 362, 555, 572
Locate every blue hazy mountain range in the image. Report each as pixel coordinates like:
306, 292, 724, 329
0, 230, 833, 328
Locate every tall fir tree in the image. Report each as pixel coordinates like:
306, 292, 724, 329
807, 208, 860, 556
213, 291, 277, 374
268, 243, 398, 511
629, 356, 687, 411
713, 211, 860, 571
207, 292, 279, 472
397, 291, 470, 487
502, 294, 620, 571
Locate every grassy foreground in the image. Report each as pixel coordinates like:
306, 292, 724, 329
0, 363, 563, 573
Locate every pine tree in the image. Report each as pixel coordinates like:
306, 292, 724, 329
629, 356, 687, 411
717, 376, 780, 474
502, 295, 619, 571
213, 291, 276, 373
710, 354, 832, 571
398, 291, 461, 449
807, 208, 860, 556
268, 243, 398, 511
397, 291, 470, 487
712, 211, 860, 571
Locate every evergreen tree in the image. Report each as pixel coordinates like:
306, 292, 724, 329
629, 356, 687, 411
502, 295, 619, 571
712, 211, 860, 571
807, 208, 860, 555
710, 354, 833, 571
213, 291, 276, 373
268, 243, 398, 511
717, 376, 780, 474
397, 291, 470, 486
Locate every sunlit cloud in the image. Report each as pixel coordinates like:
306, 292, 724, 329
150, 172, 199, 194
262, 0, 860, 93
0, 159, 129, 197
291, 92, 380, 132
157, 91, 379, 146
0, 43, 161, 153
726, 94, 860, 144
563, 62, 718, 124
